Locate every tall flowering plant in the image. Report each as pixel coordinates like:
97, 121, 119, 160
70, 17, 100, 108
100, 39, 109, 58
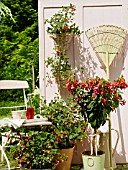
66, 76, 128, 132
66, 76, 128, 155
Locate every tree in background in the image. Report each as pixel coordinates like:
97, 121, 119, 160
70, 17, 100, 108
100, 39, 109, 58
0, 1, 14, 20
0, 0, 39, 100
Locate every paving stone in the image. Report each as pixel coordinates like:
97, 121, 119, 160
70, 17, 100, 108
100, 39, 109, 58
116, 164, 128, 170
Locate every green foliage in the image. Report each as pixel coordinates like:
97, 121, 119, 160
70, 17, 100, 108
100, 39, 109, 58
0, 101, 24, 118
0, 0, 39, 101
46, 49, 74, 88
40, 95, 87, 149
30, 87, 40, 114
45, 3, 83, 35
10, 127, 66, 169
0, 1, 14, 21
0, 95, 87, 169
1, 0, 38, 33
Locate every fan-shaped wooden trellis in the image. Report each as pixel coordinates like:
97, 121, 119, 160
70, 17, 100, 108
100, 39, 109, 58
85, 25, 128, 170
85, 25, 128, 79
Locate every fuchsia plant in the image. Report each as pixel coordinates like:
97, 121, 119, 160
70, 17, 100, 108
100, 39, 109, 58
66, 76, 128, 155
66, 76, 128, 133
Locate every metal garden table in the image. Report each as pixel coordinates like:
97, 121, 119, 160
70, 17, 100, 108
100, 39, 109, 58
0, 118, 52, 170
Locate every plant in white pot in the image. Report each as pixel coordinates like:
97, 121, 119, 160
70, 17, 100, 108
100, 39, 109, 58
66, 76, 128, 170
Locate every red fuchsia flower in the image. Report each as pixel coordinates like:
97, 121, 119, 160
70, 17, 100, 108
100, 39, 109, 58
81, 82, 89, 90
93, 86, 99, 90
114, 95, 120, 102
74, 97, 81, 102
66, 81, 76, 91
107, 85, 113, 92
101, 98, 107, 105
121, 99, 126, 105
56, 50, 61, 55
22, 144, 26, 149
119, 80, 128, 89
64, 25, 70, 30
100, 90, 105, 95
88, 79, 95, 88
55, 160, 60, 165
74, 80, 81, 87
111, 106, 115, 111
70, 84, 75, 90
71, 7, 76, 11
92, 92, 97, 97
113, 76, 128, 89
111, 89, 116, 94
66, 81, 71, 89
20, 158, 24, 163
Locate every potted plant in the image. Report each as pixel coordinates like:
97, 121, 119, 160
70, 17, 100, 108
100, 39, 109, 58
44, 3, 82, 49
10, 126, 66, 170
9, 95, 87, 170
40, 95, 87, 170
66, 76, 128, 170
45, 4, 83, 89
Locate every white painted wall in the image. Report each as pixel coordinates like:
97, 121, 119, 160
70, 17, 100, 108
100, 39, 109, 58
38, 0, 128, 163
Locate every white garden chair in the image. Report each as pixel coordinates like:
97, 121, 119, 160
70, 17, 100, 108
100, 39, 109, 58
0, 80, 29, 169
0, 80, 29, 110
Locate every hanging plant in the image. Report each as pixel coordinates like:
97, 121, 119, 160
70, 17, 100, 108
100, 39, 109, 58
45, 4, 83, 89
44, 3, 82, 35
45, 48, 75, 89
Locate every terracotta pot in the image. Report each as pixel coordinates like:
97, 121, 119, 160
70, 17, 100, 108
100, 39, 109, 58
72, 138, 90, 165
51, 33, 73, 52
55, 147, 74, 170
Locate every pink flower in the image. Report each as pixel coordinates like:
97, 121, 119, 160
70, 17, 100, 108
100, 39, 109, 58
100, 90, 105, 95
92, 92, 97, 97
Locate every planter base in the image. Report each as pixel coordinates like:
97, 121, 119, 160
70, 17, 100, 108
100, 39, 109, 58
82, 151, 105, 170
55, 147, 74, 170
